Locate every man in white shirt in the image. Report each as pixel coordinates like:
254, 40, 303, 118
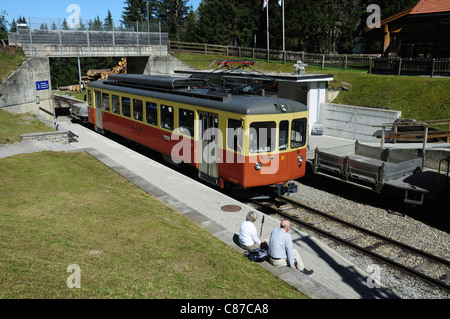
268, 220, 313, 275
239, 211, 263, 250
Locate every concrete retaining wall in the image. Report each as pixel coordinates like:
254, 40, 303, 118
0, 57, 53, 115
319, 103, 402, 142
142, 55, 197, 75
425, 148, 450, 171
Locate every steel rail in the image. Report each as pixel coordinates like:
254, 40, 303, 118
251, 197, 450, 294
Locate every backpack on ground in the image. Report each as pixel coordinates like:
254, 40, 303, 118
244, 248, 268, 262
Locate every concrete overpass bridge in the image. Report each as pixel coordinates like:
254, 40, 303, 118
1, 28, 188, 119
8, 29, 168, 58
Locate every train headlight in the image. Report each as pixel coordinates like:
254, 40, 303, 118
281, 104, 288, 112
298, 156, 304, 166
255, 162, 262, 171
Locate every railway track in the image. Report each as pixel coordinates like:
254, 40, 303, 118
250, 196, 450, 294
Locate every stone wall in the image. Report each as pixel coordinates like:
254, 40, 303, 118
0, 57, 53, 115
319, 103, 402, 142
20, 130, 69, 143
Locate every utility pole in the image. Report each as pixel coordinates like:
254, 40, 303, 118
263, 0, 269, 62
282, 0, 285, 52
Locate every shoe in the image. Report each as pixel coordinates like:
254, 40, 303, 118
301, 269, 313, 275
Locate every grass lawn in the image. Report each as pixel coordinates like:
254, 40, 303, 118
0, 151, 307, 299
0, 109, 55, 144
173, 52, 450, 122
0, 46, 26, 82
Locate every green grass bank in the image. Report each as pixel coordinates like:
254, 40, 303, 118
173, 52, 449, 122
0, 151, 307, 299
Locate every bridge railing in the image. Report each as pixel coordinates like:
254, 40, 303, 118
8, 18, 169, 57
9, 29, 168, 47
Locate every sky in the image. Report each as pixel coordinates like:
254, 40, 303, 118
1, 0, 202, 24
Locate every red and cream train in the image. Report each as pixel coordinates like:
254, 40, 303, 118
85, 73, 308, 195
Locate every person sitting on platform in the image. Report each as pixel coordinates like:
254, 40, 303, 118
238, 211, 263, 251
268, 220, 313, 275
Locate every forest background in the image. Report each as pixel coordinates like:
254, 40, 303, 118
0, 0, 419, 88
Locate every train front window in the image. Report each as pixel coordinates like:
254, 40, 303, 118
291, 118, 307, 149
249, 121, 276, 153
161, 105, 174, 131
122, 97, 131, 118
279, 120, 289, 150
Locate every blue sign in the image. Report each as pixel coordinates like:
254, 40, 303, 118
36, 80, 50, 91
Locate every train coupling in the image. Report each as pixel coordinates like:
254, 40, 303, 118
276, 182, 298, 197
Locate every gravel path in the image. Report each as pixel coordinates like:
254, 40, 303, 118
286, 176, 450, 299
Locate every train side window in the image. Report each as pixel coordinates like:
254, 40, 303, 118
133, 99, 143, 122
122, 97, 131, 118
112, 95, 120, 114
249, 121, 276, 153
161, 105, 174, 131
87, 90, 92, 106
179, 108, 194, 137
291, 118, 307, 149
227, 119, 243, 152
146, 102, 158, 126
95, 91, 101, 109
279, 120, 289, 150
102, 93, 110, 111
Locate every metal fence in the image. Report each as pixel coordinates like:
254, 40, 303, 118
9, 29, 168, 47
169, 41, 450, 77
8, 17, 168, 49
13, 17, 162, 33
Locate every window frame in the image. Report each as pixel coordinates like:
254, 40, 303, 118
102, 92, 110, 111
249, 121, 277, 154
145, 101, 158, 126
133, 99, 143, 122
121, 96, 131, 118
279, 120, 289, 151
160, 104, 174, 131
179, 108, 195, 137
227, 118, 244, 153
111, 95, 120, 114
291, 118, 307, 149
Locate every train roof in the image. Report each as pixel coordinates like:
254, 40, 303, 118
87, 74, 308, 115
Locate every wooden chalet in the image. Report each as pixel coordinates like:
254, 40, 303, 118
366, 0, 450, 58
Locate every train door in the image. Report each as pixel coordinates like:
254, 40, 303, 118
94, 91, 103, 131
198, 111, 219, 186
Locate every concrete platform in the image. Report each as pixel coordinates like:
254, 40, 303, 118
0, 124, 399, 299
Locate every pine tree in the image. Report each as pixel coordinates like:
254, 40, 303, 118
89, 16, 103, 31
0, 11, 8, 39
167, 0, 190, 41
104, 10, 114, 31
10, 19, 17, 33
122, 0, 150, 31
182, 9, 198, 42
196, 0, 262, 46
62, 19, 70, 30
